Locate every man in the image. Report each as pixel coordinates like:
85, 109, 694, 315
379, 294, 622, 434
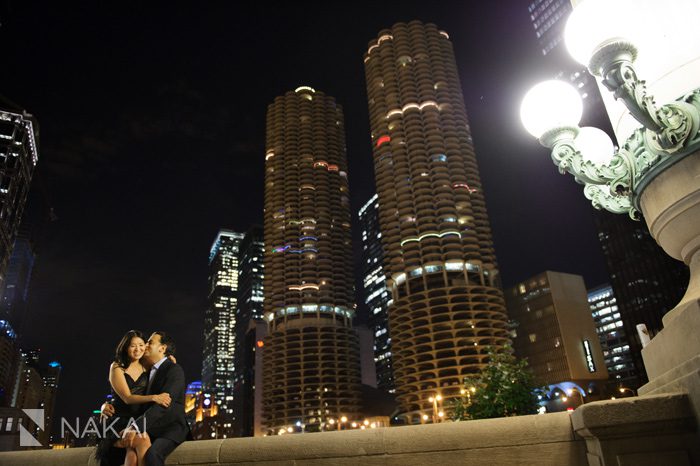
103, 331, 190, 466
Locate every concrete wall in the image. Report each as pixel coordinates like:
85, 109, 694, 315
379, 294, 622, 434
0, 411, 586, 466
1, 394, 696, 466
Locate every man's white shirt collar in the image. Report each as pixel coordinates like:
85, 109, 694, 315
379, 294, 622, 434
152, 356, 168, 370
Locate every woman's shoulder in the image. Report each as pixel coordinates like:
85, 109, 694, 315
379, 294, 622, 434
110, 362, 125, 371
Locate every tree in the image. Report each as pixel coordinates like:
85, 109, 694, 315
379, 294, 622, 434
451, 346, 541, 420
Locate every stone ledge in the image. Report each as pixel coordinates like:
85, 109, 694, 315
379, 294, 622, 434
571, 392, 695, 436
571, 393, 700, 466
0, 412, 587, 466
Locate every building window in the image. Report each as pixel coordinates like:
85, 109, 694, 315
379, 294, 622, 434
529, 333, 537, 343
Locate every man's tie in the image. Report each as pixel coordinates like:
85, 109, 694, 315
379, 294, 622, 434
147, 365, 158, 393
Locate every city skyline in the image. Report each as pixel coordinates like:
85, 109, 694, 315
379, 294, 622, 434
2, 1, 628, 428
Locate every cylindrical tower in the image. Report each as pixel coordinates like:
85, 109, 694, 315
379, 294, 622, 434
262, 87, 362, 434
363, 21, 510, 422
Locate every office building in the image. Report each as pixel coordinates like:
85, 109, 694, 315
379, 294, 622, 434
506, 271, 608, 405
0, 106, 39, 291
262, 87, 362, 434
358, 194, 394, 392
0, 226, 36, 336
363, 21, 510, 421
232, 226, 265, 437
595, 214, 688, 388
0, 320, 18, 407
201, 229, 244, 435
40, 361, 60, 446
587, 285, 636, 389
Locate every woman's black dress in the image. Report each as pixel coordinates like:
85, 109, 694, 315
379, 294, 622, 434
94, 370, 148, 465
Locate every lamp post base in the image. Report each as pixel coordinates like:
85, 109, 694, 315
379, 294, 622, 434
637, 149, 700, 420
638, 298, 700, 420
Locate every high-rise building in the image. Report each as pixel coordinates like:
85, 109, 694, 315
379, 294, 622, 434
358, 194, 394, 393
0, 225, 36, 336
14, 349, 45, 416
40, 361, 61, 446
506, 271, 608, 406
0, 320, 18, 407
595, 214, 688, 388
262, 87, 362, 434
232, 225, 265, 437
363, 21, 510, 422
0, 106, 39, 290
587, 284, 636, 389
201, 229, 243, 434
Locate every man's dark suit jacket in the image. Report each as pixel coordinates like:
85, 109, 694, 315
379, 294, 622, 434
133, 359, 191, 444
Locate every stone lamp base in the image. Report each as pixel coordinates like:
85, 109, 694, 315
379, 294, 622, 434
637, 150, 700, 420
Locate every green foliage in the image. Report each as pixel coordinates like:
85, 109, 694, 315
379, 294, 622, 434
451, 346, 541, 420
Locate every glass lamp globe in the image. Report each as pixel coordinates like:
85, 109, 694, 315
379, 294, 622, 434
575, 127, 616, 166
520, 80, 583, 139
565, 0, 636, 67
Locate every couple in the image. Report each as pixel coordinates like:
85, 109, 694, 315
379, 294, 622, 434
95, 330, 191, 466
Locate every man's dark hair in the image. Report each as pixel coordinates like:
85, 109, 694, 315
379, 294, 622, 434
155, 331, 176, 357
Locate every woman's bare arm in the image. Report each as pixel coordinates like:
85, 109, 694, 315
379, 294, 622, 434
108, 363, 170, 406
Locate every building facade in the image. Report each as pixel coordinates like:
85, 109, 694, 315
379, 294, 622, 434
0, 107, 38, 291
587, 284, 636, 390
40, 361, 60, 446
201, 229, 244, 435
506, 271, 608, 406
358, 194, 394, 393
0, 320, 18, 407
232, 226, 265, 437
0, 225, 36, 337
595, 214, 689, 388
262, 87, 362, 434
363, 21, 510, 422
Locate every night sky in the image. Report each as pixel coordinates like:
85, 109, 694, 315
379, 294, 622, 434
1, 1, 609, 428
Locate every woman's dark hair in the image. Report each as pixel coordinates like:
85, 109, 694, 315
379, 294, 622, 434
114, 330, 145, 368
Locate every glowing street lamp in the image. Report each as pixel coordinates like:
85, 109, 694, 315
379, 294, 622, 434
428, 394, 443, 423
520, 1, 700, 408
521, 0, 700, 223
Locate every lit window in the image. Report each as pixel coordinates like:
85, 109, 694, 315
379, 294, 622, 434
376, 135, 391, 147
396, 56, 412, 66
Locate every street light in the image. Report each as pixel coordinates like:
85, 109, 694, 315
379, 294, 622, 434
521, 0, 700, 328
619, 387, 637, 397
428, 394, 443, 423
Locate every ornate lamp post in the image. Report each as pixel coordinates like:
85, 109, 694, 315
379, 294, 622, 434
520, 0, 700, 418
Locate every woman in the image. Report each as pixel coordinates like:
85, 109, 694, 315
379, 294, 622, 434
95, 330, 171, 466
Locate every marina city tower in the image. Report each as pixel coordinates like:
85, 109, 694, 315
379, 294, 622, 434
262, 87, 362, 433
363, 21, 510, 421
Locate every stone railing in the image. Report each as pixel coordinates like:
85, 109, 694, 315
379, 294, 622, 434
0, 393, 696, 466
